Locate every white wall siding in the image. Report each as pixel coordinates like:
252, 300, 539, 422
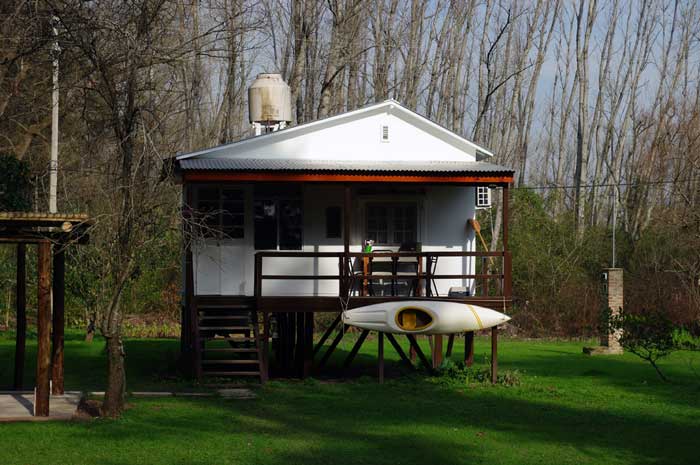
193, 184, 476, 297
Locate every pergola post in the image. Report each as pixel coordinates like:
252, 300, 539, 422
35, 241, 52, 416
52, 245, 65, 395
13, 243, 27, 390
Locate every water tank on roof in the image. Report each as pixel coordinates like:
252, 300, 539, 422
248, 73, 292, 133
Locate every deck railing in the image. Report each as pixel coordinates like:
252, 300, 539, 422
253, 250, 512, 311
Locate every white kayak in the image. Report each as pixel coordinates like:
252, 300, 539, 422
342, 300, 510, 334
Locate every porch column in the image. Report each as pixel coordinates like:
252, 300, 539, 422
502, 183, 509, 251
13, 243, 26, 390
344, 184, 351, 253
343, 184, 351, 298
51, 245, 65, 395
502, 183, 512, 300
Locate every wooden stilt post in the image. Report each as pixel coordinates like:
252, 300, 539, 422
304, 312, 314, 377
52, 245, 65, 395
465, 331, 474, 367
431, 335, 443, 369
13, 243, 27, 391
378, 332, 384, 384
295, 311, 304, 377
262, 311, 270, 382
445, 334, 455, 358
491, 326, 498, 384
36, 242, 52, 416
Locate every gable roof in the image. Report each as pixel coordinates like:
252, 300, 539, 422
175, 99, 494, 161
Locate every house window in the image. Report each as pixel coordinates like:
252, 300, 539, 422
326, 206, 342, 238
192, 186, 244, 239
476, 187, 491, 208
366, 203, 417, 245
254, 186, 303, 250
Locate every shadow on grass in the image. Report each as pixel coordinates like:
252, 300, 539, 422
55, 378, 699, 465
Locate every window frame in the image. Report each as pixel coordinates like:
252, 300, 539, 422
365, 202, 418, 246
253, 186, 303, 251
191, 184, 245, 239
476, 186, 492, 209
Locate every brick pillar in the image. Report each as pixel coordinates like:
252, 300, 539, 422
602, 268, 623, 353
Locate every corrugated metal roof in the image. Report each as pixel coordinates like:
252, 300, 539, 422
178, 158, 514, 174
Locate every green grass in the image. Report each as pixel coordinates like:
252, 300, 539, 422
1, 330, 700, 465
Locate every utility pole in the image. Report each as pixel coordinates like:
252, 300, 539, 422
49, 15, 60, 213
612, 190, 617, 268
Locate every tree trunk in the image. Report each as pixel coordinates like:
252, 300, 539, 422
101, 335, 126, 417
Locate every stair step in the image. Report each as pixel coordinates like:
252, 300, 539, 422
203, 371, 261, 377
204, 348, 258, 353
199, 315, 250, 321
203, 336, 257, 342
199, 326, 251, 331
197, 304, 254, 310
202, 359, 260, 365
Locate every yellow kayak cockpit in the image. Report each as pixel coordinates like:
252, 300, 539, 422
395, 307, 433, 331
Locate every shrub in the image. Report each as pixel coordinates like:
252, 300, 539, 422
432, 359, 521, 387
608, 309, 676, 381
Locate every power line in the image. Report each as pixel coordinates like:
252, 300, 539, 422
512, 178, 696, 191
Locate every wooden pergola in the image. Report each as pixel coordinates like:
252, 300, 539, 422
0, 212, 90, 417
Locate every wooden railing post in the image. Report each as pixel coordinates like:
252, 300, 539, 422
254, 253, 263, 300
503, 251, 512, 301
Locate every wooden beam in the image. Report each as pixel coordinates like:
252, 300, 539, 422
184, 172, 515, 184
51, 246, 65, 395
465, 331, 475, 367
13, 244, 26, 390
257, 296, 514, 313
317, 325, 346, 371
385, 333, 412, 367
313, 313, 341, 356
406, 335, 434, 373
35, 242, 52, 416
491, 326, 498, 384
342, 329, 369, 369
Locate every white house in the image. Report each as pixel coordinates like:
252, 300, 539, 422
170, 98, 514, 381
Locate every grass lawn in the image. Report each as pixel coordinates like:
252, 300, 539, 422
1, 330, 699, 465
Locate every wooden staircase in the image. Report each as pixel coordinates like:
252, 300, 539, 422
195, 299, 266, 383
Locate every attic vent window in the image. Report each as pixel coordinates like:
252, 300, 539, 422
476, 187, 492, 209
381, 124, 390, 142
